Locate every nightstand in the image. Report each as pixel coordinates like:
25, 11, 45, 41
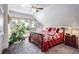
65, 34, 78, 48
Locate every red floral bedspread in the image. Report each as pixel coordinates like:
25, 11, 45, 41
40, 28, 64, 51
29, 27, 64, 52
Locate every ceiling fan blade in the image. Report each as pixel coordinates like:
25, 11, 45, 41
37, 8, 43, 10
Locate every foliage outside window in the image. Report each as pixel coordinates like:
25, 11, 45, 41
9, 18, 30, 45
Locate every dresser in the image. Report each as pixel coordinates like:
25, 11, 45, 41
65, 34, 78, 48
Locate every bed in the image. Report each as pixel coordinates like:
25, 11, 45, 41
29, 27, 65, 52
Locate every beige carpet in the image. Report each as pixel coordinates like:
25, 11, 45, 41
2, 38, 79, 54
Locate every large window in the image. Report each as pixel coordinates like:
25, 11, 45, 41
8, 17, 30, 38
9, 18, 30, 29
0, 7, 3, 33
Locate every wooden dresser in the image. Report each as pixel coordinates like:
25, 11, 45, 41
65, 34, 78, 48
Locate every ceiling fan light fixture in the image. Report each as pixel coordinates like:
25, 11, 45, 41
32, 4, 38, 9
32, 8, 36, 12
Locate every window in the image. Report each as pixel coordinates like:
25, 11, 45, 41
0, 7, 3, 33
8, 18, 30, 36
31, 21, 35, 28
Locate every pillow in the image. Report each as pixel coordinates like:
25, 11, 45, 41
53, 33, 60, 39
59, 28, 63, 33
48, 27, 52, 32
47, 27, 56, 32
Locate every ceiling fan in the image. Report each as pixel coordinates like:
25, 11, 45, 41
31, 4, 43, 12
21, 4, 43, 12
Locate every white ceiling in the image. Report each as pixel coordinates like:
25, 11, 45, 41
8, 4, 50, 15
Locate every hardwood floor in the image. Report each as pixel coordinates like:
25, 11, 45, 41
2, 38, 79, 54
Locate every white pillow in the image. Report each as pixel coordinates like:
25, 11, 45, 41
53, 33, 60, 39
59, 29, 63, 33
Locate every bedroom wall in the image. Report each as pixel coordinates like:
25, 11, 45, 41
35, 4, 79, 26
35, 4, 79, 33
